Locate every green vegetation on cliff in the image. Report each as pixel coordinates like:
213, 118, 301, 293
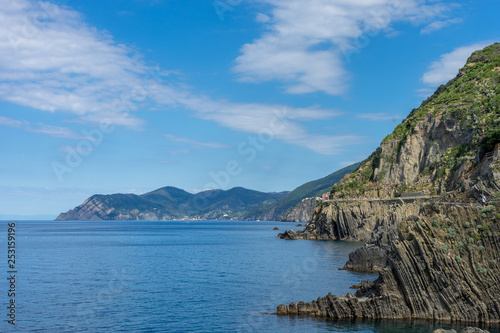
331, 43, 500, 199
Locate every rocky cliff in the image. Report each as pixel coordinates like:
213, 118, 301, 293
278, 197, 429, 241
278, 203, 500, 324
277, 43, 500, 324
280, 197, 318, 222
329, 44, 499, 201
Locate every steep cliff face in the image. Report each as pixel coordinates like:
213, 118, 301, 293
328, 43, 500, 201
279, 198, 428, 241
278, 203, 500, 324
276, 43, 500, 324
279, 43, 500, 242
280, 197, 318, 222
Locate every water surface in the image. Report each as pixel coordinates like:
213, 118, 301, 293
1, 220, 497, 332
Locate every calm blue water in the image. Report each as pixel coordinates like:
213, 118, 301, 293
1, 220, 498, 332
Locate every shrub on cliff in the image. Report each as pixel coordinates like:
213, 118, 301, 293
480, 129, 500, 152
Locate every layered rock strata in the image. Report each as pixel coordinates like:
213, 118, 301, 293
278, 203, 500, 324
280, 197, 318, 222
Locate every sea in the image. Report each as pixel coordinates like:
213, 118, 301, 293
1, 220, 498, 332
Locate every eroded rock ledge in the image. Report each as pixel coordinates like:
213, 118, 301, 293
278, 198, 429, 242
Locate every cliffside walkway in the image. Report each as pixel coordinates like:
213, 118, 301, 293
324, 195, 487, 209
323, 195, 437, 204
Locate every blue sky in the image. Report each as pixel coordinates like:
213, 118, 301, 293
0, 0, 498, 219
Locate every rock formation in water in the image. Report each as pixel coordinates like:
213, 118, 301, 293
433, 328, 490, 333
277, 43, 500, 325
278, 203, 500, 324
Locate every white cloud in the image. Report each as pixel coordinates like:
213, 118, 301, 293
255, 13, 270, 23
0, 116, 88, 140
420, 18, 462, 34
234, 0, 458, 95
0, 0, 147, 129
421, 42, 491, 87
0, 0, 359, 155
164, 134, 230, 149
338, 160, 358, 168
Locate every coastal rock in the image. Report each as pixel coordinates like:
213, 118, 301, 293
277, 203, 500, 324
342, 243, 387, 272
277, 230, 298, 240
279, 198, 424, 242
433, 330, 457, 333
277, 44, 500, 325
281, 197, 318, 222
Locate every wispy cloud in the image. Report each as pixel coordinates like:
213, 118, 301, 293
420, 18, 462, 34
421, 42, 491, 88
0, 116, 87, 140
154, 92, 352, 154
233, 0, 458, 95
164, 148, 191, 155
164, 134, 230, 149
356, 113, 401, 122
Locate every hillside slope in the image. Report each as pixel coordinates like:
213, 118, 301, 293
243, 163, 359, 221
277, 43, 500, 324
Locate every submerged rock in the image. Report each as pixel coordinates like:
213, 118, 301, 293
460, 328, 490, 333
433, 328, 491, 333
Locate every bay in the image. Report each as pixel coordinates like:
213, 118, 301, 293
1, 221, 498, 332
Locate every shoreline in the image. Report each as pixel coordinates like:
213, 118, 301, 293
276, 202, 500, 325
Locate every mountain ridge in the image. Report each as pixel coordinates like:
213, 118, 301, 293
56, 186, 289, 221
56, 164, 358, 221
